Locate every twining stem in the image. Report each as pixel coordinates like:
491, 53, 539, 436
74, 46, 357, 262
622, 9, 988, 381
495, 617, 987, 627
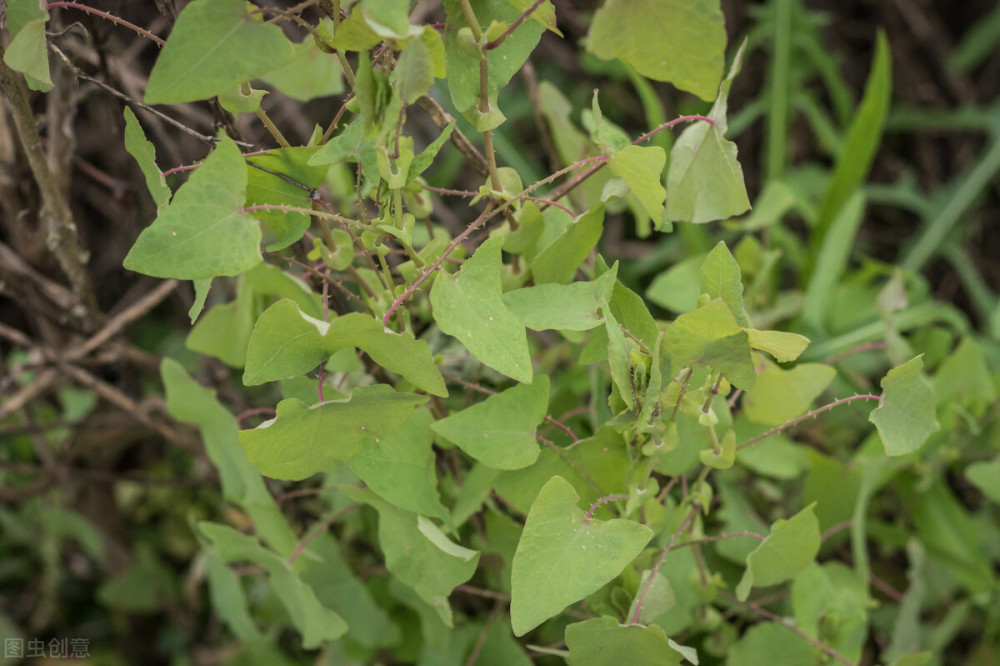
242, 204, 363, 229
484, 0, 547, 50
719, 592, 856, 666
46, 2, 166, 46
736, 394, 881, 451
584, 494, 629, 523
670, 368, 694, 423
631, 503, 699, 624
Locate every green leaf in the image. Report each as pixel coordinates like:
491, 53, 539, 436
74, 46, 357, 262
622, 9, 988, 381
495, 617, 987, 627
329, 5, 382, 51
869, 356, 939, 457
645, 254, 704, 315
245, 147, 329, 250
4, 18, 52, 92
341, 487, 479, 625
503, 264, 617, 331
699, 428, 736, 469
743, 362, 836, 426
298, 533, 401, 648
432, 376, 549, 470
665, 41, 751, 224
510, 476, 653, 636
586, 0, 724, 101
218, 84, 267, 114
626, 570, 675, 625
393, 37, 435, 104
607, 145, 666, 222
746, 329, 811, 363
260, 36, 344, 101
602, 306, 637, 411
700, 241, 750, 327
725, 622, 819, 666
123, 108, 171, 209
186, 279, 255, 367
811, 32, 891, 263
533, 204, 605, 285
200, 522, 347, 647
430, 235, 532, 382
243, 299, 447, 396
355, 55, 400, 139
161, 359, 296, 555
408, 122, 455, 183
361, 0, 415, 39
966, 460, 1000, 504
443, 0, 544, 115
124, 139, 261, 279
349, 408, 449, 519
565, 616, 681, 666
508, 0, 561, 36
664, 298, 741, 371
204, 550, 260, 641
801, 191, 866, 331
703, 331, 755, 391
145, 0, 294, 104
736, 503, 820, 600
238, 385, 427, 480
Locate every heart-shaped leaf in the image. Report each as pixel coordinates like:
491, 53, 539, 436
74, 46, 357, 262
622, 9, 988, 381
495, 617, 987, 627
869, 355, 939, 456
510, 476, 653, 636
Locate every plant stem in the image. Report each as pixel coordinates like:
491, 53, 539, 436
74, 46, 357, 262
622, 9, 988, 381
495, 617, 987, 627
46, 2, 166, 45
736, 394, 880, 451
242, 204, 364, 229
484, 0, 546, 50
631, 504, 699, 624
584, 494, 629, 523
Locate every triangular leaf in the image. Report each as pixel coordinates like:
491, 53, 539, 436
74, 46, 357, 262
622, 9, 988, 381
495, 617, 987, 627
736, 504, 820, 601
124, 139, 261, 279
238, 385, 427, 480
431, 376, 549, 470
510, 476, 653, 636
869, 355, 939, 456
533, 204, 605, 285
666, 41, 750, 224
123, 108, 171, 209
145, 0, 294, 104
607, 145, 667, 222
700, 241, 750, 327
565, 616, 682, 666
430, 235, 532, 382
503, 264, 617, 331
587, 0, 724, 101
746, 329, 811, 363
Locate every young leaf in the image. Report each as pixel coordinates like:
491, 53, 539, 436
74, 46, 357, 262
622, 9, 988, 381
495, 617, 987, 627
349, 409, 450, 519
510, 476, 653, 636
666, 40, 751, 224
123, 108, 171, 209
502, 264, 618, 331
746, 329, 811, 363
200, 522, 348, 647
442, 0, 544, 116
532, 204, 606, 285
393, 37, 435, 104
607, 145, 667, 222
869, 355, 939, 456
243, 299, 447, 397
586, 0, 725, 101
431, 376, 549, 470
340, 487, 479, 626
408, 122, 455, 183
238, 385, 428, 480
161, 359, 296, 555
743, 362, 836, 426
700, 241, 750, 327
966, 460, 1000, 504
145, 0, 294, 104
123, 139, 262, 279
565, 616, 682, 666
430, 235, 532, 383
736, 503, 820, 601
4, 0, 52, 92
664, 298, 742, 372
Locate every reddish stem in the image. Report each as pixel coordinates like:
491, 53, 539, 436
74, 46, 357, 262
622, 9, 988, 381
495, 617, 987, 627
584, 493, 629, 523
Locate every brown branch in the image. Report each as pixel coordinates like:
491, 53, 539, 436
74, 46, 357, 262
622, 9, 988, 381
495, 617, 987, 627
0, 47, 99, 323
416, 95, 490, 177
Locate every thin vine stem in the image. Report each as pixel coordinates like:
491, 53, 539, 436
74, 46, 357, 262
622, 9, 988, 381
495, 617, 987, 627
584, 494, 629, 523
736, 394, 881, 451
483, 0, 546, 50
631, 503, 699, 624
46, 2, 166, 46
